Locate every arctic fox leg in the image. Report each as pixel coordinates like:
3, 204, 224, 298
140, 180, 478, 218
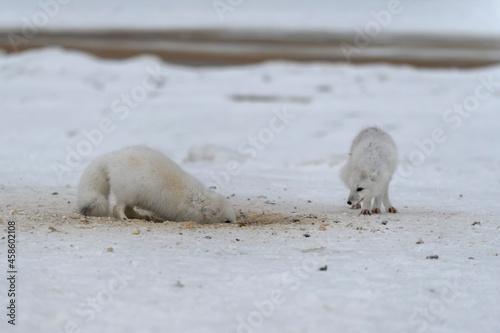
124, 205, 151, 220
372, 195, 382, 214
113, 203, 128, 220
351, 203, 361, 210
360, 198, 372, 215
383, 185, 398, 213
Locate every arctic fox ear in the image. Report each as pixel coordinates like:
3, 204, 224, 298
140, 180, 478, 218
202, 206, 215, 218
369, 170, 380, 182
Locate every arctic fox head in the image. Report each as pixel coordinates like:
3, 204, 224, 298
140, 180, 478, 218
346, 169, 381, 206
200, 190, 236, 224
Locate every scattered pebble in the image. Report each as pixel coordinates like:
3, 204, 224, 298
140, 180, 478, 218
472, 221, 481, 226
426, 255, 439, 260
204, 236, 212, 239
175, 281, 185, 288
319, 265, 328, 271
132, 230, 140, 235
303, 234, 311, 238
416, 238, 424, 245
48, 226, 58, 233
51, 192, 59, 195
468, 257, 474, 260
107, 247, 114, 252
381, 220, 388, 225
235, 239, 240, 241
264, 200, 276, 205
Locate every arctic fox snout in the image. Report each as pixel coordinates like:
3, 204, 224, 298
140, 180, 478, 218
77, 146, 236, 223
340, 127, 398, 215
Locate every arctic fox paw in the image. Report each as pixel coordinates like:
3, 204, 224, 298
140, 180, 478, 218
360, 209, 371, 215
351, 203, 361, 210
388, 207, 398, 213
371, 208, 381, 214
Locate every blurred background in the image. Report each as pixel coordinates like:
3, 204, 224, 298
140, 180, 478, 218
1, 0, 500, 68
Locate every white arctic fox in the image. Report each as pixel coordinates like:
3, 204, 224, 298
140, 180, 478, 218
77, 146, 236, 223
340, 127, 398, 215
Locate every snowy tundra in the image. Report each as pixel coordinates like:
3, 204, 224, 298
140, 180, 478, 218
77, 146, 236, 223
340, 127, 398, 215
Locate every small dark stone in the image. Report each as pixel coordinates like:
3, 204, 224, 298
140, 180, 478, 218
381, 220, 388, 225
319, 265, 328, 271
303, 234, 311, 238
204, 236, 212, 239
52, 192, 58, 195
426, 255, 439, 260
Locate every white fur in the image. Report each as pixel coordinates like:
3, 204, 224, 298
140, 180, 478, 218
340, 127, 398, 215
77, 146, 236, 223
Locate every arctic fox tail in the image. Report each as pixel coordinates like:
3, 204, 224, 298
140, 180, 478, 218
77, 158, 110, 217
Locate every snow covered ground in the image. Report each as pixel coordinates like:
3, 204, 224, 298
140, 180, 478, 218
0, 48, 500, 333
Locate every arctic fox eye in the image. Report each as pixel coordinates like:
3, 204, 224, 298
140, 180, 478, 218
356, 187, 363, 192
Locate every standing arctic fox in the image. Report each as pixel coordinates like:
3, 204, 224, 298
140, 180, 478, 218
77, 146, 236, 223
340, 127, 398, 215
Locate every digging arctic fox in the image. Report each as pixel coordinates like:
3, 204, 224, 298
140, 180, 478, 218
77, 146, 236, 223
340, 127, 398, 215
